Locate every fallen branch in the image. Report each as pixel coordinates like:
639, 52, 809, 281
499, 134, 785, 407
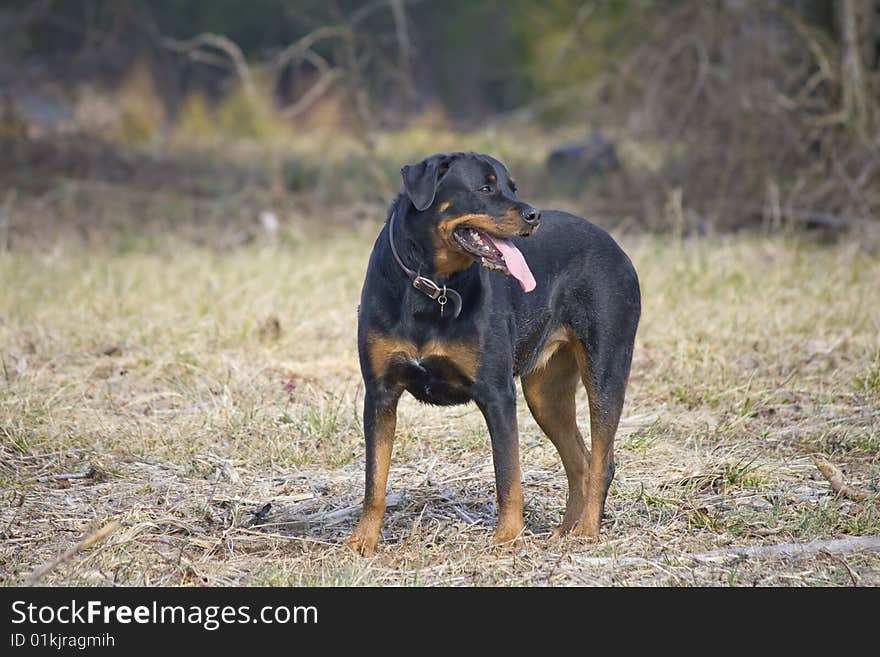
206, 453, 241, 484
811, 456, 872, 501
25, 520, 121, 586
569, 535, 880, 568
311, 492, 404, 525
36, 465, 101, 483
740, 204, 873, 228
268, 493, 404, 530
788, 210, 872, 228
688, 536, 880, 561
821, 551, 860, 586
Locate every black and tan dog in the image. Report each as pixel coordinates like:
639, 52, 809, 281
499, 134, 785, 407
346, 152, 640, 556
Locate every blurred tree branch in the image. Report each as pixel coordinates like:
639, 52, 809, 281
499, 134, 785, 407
161, 32, 255, 99
272, 0, 421, 129
840, 0, 871, 136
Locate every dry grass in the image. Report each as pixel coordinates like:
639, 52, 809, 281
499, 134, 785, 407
2, 220, 879, 586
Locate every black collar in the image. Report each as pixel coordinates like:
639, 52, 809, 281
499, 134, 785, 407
388, 209, 463, 319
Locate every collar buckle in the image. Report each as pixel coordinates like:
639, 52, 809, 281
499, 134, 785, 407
412, 275, 443, 299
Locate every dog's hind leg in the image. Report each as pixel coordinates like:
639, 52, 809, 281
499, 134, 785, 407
522, 341, 591, 538
569, 327, 635, 539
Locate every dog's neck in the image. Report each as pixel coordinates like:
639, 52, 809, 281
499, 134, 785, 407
384, 197, 483, 320
388, 196, 471, 279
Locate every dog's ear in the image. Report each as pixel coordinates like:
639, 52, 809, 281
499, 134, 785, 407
401, 154, 449, 211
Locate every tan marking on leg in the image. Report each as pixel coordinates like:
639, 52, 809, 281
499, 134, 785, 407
345, 401, 398, 556
529, 326, 570, 373
523, 337, 591, 538
570, 339, 619, 539
493, 469, 525, 545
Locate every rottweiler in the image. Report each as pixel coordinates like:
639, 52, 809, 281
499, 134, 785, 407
346, 152, 640, 556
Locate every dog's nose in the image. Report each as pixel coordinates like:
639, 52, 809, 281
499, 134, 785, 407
522, 207, 541, 225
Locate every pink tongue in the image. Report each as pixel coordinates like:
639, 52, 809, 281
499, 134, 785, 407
486, 236, 536, 292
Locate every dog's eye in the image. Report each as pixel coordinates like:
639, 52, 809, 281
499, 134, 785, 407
479, 184, 493, 193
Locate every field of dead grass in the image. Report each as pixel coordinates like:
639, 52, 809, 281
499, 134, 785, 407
1, 213, 879, 586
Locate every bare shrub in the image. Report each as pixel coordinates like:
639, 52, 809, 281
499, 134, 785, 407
601, 2, 879, 231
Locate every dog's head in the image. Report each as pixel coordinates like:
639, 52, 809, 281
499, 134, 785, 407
400, 152, 540, 291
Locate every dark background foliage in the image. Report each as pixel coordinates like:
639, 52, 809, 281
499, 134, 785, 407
1, 0, 878, 234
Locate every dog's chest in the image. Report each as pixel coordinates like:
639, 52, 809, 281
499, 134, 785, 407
366, 332, 479, 406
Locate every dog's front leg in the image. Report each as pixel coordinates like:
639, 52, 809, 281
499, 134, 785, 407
476, 385, 524, 545
345, 388, 400, 556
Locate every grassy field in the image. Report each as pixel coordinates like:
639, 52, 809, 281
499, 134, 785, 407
1, 218, 879, 586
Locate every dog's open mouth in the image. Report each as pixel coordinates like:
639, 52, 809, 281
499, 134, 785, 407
453, 226, 536, 292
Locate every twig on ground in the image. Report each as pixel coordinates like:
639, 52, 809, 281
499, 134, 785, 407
36, 465, 101, 483
811, 456, 872, 501
25, 520, 121, 585
202, 468, 223, 514
820, 550, 860, 586
312, 493, 404, 525
206, 453, 241, 484
568, 536, 880, 568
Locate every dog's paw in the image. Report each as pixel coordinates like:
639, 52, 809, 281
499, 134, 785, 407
568, 521, 601, 541
492, 522, 525, 548
549, 525, 570, 540
344, 531, 379, 557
